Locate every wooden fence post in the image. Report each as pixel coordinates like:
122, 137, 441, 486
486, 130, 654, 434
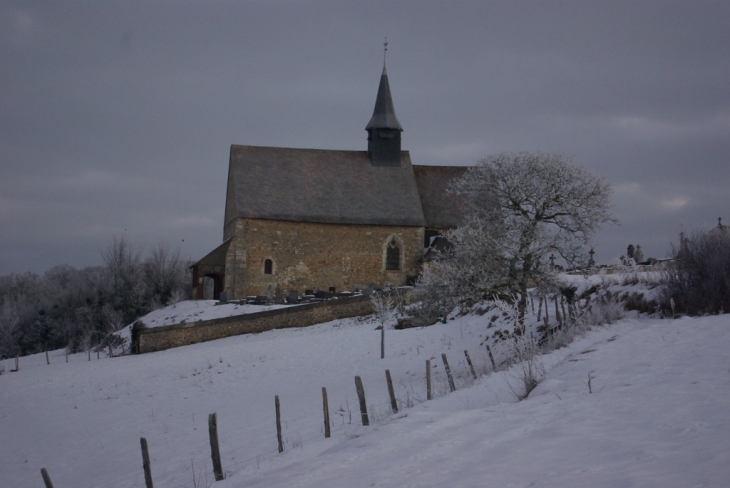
40, 468, 54, 488
109, 345, 113, 358
380, 327, 385, 359
65, 347, 69, 363
464, 350, 477, 379
14, 354, 18, 372
88, 348, 91, 361
275, 395, 284, 453
97, 349, 100, 360
385, 370, 398, 413
441, 353, 456, 392
208, 413, 224, 481
486, 344, 497, 371
554, 295, 562, 327
46, 350, 50, 365
140, 437, 154, 488
322, 387, 331, 438
426, 359, 432, 400
354, 376, 369, 426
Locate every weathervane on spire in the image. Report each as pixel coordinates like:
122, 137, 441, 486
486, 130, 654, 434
383, 37, 388, 67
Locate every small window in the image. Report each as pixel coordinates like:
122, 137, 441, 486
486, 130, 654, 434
386, 238, 400, 270
264, 259, 273, 275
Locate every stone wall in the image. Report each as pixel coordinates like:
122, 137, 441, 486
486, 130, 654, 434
136, 295, 373, 354
224, 218, 424, 299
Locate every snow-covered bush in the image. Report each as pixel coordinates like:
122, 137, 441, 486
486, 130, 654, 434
580, 293, 625, 326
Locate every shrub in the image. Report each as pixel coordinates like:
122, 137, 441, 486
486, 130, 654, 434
660, 228, 730, 315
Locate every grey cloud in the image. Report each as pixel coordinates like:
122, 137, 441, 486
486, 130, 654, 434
1, 1, 728, 273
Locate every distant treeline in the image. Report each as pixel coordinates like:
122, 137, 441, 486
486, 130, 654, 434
0, 237, 191, 357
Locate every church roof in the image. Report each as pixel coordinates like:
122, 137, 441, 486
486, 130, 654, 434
226, 145, 426, 227
365, 66, 403, 131
413, 165, 469, 229
192, 238, 231, 267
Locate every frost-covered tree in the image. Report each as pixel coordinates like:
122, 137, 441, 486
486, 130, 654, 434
418, 152, 616, 326
143, 243, 191, 309
101, 235, 146, 325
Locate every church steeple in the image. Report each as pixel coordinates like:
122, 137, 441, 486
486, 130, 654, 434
366, 40, 403, 166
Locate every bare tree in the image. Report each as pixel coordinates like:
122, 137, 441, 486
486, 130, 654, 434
143, 242, 190, 308
0, 298, 20, 357
420, 152, 616, 327
371, 291, 396, 329
661, 227, 730, 315
101, 235, 146, 325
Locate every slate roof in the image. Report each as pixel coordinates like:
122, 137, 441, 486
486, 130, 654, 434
365, 66, 403, 131
413, 165, 470, 229
192, 238, 231, 267
225, 145, 426, 227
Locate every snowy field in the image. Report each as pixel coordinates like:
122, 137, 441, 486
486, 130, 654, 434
2, 305, 729, 487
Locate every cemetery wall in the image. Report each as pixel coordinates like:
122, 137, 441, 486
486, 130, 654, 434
136, 295, 373, 353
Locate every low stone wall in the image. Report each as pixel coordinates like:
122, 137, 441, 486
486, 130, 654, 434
135, 295, 373, 354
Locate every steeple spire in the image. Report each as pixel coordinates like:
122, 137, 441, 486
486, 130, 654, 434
366, 40, 403, 166
366, 40, 403, 131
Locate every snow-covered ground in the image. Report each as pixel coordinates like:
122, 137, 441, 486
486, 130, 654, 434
2, 303, 729, 487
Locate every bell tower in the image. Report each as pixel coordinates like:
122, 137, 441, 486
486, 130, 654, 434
366, 40, 403, 167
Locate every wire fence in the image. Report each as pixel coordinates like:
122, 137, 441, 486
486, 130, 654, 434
21, 326, 520, 488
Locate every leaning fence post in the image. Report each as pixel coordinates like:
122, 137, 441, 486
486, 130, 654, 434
140, 437, 154, 488
486, 344, 497, 371
464, 350, 477, 379
40, 468, 54, 488
275, 395, 284, 453
322, 387, 331, 438
46, 350, 50, 365
441, 353, 456, 392
208, 413, 224, 481
385, 370, 398, 413
426, 359, 432, 400
354, 376, 369, 426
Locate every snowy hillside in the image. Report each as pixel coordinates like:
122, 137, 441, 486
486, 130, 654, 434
2, 293, 729, 487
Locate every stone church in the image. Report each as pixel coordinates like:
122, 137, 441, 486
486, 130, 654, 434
191, 64, 468, 300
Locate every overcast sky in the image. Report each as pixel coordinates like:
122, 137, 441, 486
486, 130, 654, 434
2, 1, 729, 275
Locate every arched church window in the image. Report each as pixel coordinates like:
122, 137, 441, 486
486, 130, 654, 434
386, 238, 401, 270
264, 259, 273, 275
